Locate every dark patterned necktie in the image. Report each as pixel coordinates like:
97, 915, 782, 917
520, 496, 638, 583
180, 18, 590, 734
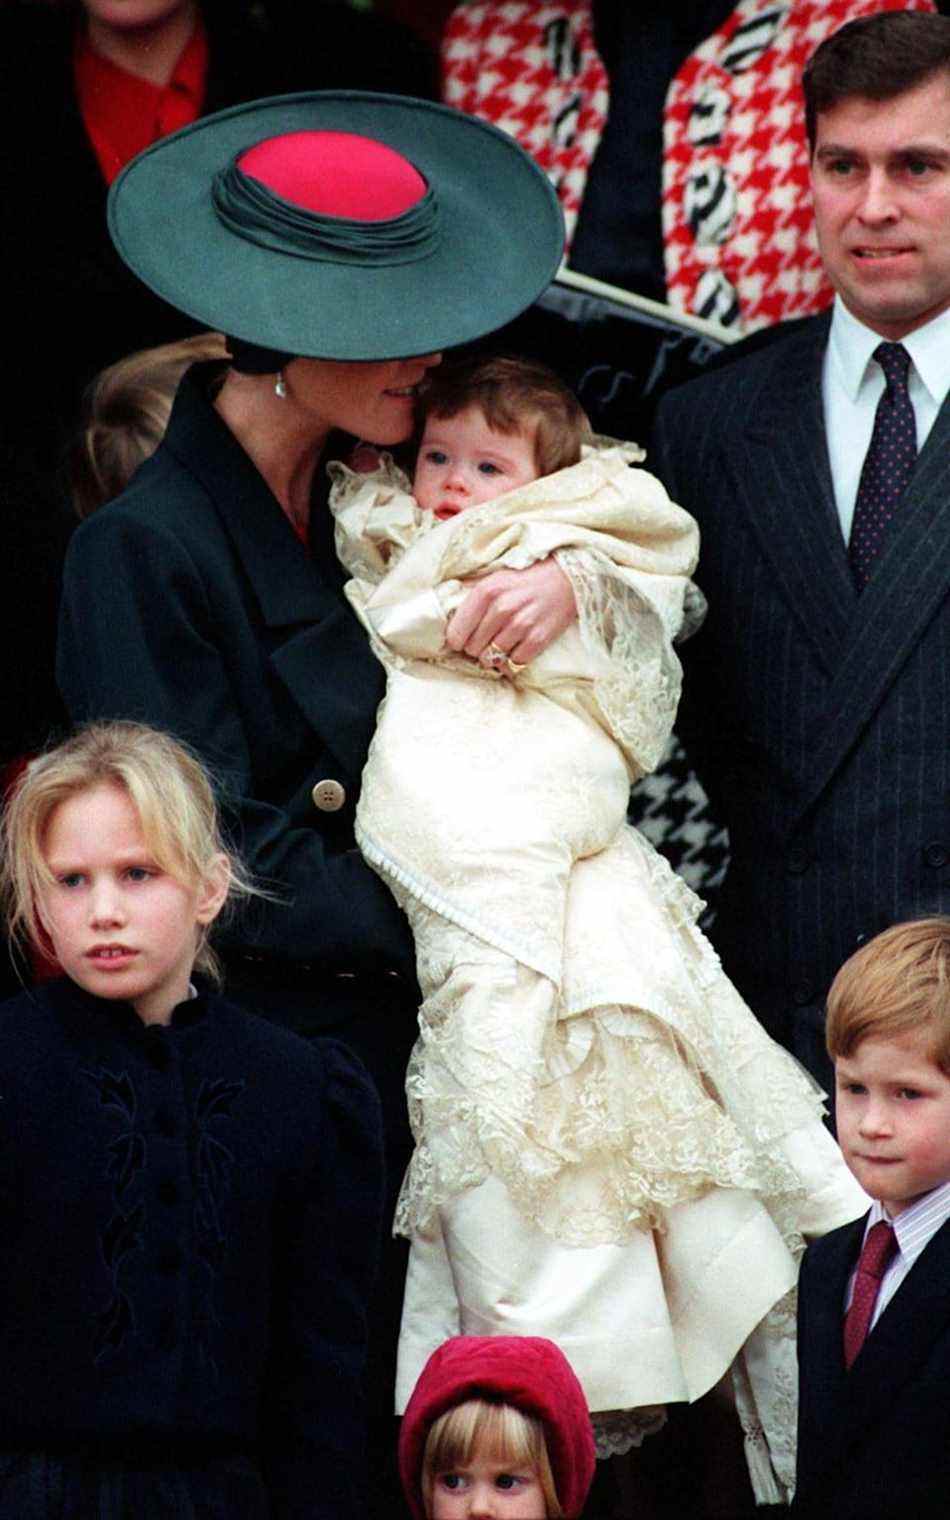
843, 1220, 898, 1368
849, 342, 917, 591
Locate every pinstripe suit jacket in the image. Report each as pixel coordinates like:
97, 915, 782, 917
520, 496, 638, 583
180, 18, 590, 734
652, 313, 950, 1084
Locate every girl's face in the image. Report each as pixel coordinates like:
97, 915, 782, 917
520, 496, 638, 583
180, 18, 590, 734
430, 1455, 548, 1518
38, 783, 226, 1026
283, 353, 442, 446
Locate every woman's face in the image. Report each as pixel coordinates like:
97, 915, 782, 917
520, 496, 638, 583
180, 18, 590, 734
283, 354, 442, 446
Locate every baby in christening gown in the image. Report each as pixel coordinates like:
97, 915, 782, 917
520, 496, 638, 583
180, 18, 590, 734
328, 356, 866, 1502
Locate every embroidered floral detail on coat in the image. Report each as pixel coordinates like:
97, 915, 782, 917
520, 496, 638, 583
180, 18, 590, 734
81, 1062, 246, 1375
82, 1065, 145, 1364
192, 1077, 245, 1379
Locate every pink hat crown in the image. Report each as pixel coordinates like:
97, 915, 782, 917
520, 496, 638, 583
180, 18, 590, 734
213, 129, 439, 265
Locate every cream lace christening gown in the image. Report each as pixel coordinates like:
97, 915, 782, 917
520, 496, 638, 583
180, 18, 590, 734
329, 443, 866, 1503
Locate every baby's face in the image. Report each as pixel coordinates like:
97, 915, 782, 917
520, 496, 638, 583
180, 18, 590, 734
413, 404, 539, 521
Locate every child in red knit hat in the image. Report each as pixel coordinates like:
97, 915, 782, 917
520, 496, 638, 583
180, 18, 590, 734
398, 1335, 595, 1519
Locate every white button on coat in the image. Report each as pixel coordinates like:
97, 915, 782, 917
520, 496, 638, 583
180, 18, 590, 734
311, 778, 346, 812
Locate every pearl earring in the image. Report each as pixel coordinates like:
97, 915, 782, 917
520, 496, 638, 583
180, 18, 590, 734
275, 371, 286, 399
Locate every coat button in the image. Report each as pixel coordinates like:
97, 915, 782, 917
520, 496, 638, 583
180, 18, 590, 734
312, 778, 346, 812
923, 842, 949, 869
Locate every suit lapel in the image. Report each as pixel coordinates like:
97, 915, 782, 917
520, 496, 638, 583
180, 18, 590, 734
837, 1215, 950, 1449
801, 1217, 950, 1497
267, 617, 385, 783
793, 394, 950, 824
164, 371, 385, 780
732, 317, 856, 678
166, 370, 332, 627
725, 319, 949, 825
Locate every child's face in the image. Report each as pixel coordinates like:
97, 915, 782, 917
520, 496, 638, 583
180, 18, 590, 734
430, 1454, 547, 1518
413, 405, 539, 521
38, 782, 226, 1027
835, 1028, 950, 1214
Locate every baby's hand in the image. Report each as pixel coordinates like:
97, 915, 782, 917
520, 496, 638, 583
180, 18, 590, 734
447, 557, 576, 670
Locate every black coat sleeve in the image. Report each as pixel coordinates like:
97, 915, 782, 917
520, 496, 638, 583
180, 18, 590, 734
57, 501, 414, 977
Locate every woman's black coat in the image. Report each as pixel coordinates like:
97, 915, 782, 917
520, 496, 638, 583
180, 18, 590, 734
58, 368, 417, 1012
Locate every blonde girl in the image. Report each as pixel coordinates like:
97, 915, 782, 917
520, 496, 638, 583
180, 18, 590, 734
0, 720, 383, 1520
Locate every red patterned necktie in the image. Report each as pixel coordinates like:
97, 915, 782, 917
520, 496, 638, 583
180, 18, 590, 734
843, 1220, 898, 1369
848, 342, 917, 591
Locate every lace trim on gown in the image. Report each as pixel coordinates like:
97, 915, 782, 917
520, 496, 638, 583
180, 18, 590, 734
393, 833, 830, 1254
592, 1406, 668, 1459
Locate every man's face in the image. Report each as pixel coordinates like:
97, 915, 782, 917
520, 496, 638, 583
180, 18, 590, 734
810, 72, 950, 339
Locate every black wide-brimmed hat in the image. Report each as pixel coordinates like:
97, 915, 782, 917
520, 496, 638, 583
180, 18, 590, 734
108, 91, 564, 361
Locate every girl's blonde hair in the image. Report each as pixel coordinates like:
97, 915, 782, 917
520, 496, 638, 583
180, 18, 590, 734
0, 721, 255, 984
421, 1399, 562, 1518
826, 917, 950, 1072
70, 332, 229, 519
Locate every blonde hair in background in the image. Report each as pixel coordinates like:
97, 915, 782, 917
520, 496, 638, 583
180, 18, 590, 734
826, 917, 950, 1073
70, 332, 229, 519
418, 353, 592, 479
0, 721, 258, 984
421, 1398, 563, 1518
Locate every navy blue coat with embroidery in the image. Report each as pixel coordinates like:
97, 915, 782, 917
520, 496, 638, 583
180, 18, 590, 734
0, 978, 383, 1519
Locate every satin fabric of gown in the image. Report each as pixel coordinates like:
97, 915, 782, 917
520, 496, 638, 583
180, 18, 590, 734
329, 445, 866, 1500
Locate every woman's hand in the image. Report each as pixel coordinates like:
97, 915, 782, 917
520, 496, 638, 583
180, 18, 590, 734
447, 557, 577, 669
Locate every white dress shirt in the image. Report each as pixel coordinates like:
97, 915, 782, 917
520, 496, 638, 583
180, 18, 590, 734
822, 298, 950, 544
845, 1179, 950, 1331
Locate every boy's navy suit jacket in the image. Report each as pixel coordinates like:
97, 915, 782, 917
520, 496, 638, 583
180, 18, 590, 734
795, 1210, 950, 1519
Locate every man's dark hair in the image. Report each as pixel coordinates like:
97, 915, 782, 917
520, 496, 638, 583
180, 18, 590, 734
803, 11, 950, 152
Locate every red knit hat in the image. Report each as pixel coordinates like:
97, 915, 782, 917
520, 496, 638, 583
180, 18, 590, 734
398, 1336, 596, 1519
